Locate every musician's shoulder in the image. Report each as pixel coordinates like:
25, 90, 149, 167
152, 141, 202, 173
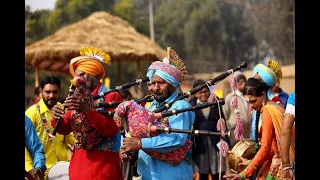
172, 99, 191, 109
25, 104, 37, 115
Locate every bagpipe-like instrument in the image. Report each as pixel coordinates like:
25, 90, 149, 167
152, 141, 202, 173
98, 93, 224, 119
150, 125, 231, 138
96, 101, 122, 108
97, 94, 155, 138
153, 61, 247, 113
135, 93, 155, 104
92, 76, 149, 100
97, 94, 155, 116
50, 83, 76, 137
153, 98, 225, 119
113, 97, 227, 165
51, 77, 104, 149
94, 93, 155, 108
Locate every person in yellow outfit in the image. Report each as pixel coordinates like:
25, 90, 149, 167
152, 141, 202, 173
25, 76, 75, 178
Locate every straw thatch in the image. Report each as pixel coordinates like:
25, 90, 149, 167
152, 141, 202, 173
25, 11, 167, 73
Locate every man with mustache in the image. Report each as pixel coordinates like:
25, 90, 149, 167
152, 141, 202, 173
120, 47, 195, 180
25, 76, 75, 179
50, 47, 124, 180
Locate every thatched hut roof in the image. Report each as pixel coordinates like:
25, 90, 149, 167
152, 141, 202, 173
25, 11, 166, 73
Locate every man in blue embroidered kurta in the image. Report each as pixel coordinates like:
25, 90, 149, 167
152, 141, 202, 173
25, 115, 46, 179
120, 47, 195, 180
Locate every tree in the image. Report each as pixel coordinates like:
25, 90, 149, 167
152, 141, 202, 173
154, 0, 200, 71
217, 0, 257, 69
47, 0, 115, 34
183, 0, 226, 73
25, 9, 51, 46
113, 0, 134, 23
242, 0, 295, 65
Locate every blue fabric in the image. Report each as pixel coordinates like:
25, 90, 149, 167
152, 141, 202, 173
139, 91, 195, 180
288, 91, 295, 174
209, 85, 214, 94
293, 156, 295, 174
93, 84, 121, 152
25, 115, 47, 172
287, 92, 295, 106
250, 110, 262, 141
253, 64, 276, 87
277, 90, 289, 107
147, 69, 180, 87
267, 89, 289, 108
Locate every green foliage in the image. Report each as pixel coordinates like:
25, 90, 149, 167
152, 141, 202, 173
47, 0, 114, 34
25, 9, 51, 46
113, 0, 134, 23
25, 0, 294, 86
154, 0, 197, 60
153, 0, 226, 73
183, 0, 226, 72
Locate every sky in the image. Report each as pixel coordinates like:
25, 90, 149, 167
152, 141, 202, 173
25, 0, 56, 11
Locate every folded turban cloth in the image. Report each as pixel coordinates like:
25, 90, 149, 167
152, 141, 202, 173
253, 64, 277, 87
146, 61, 184, 87
69, 56, 106, 79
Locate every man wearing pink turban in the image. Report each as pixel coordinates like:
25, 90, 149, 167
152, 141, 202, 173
120, 47, 195, 180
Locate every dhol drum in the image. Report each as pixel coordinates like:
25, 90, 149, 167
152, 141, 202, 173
47, 161, 70, 180
227, 139, 256, 173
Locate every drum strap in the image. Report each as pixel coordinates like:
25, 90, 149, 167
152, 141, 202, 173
36, 104, 60, 162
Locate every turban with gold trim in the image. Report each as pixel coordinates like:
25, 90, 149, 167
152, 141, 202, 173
69, 47, 111, 79
253, 59, 282, 88
147, 47, 187, 86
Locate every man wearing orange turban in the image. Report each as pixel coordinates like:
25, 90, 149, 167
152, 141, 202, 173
51, 47, 124, 180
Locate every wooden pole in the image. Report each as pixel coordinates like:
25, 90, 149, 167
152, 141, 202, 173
117, 60, 122, 84
35, 67, 39, 88
136, 60, 143, 98
136, 60, 141, 78
148, 0, 155, 42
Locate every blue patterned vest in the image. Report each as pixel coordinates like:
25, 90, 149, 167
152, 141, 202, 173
92, 84, 121, 152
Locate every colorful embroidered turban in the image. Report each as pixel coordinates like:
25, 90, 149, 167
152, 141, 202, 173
69, 47, 111, 79
147, 47, 187, 87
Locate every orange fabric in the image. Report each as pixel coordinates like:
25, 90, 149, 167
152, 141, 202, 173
265, 105, 295, 166
70, 58, 105, 79
241, 105, 287, 179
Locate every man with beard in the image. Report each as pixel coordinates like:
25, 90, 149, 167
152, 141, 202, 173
120, 47, 195, 180
25, 76, 75, 179
50, 47, 124, 180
